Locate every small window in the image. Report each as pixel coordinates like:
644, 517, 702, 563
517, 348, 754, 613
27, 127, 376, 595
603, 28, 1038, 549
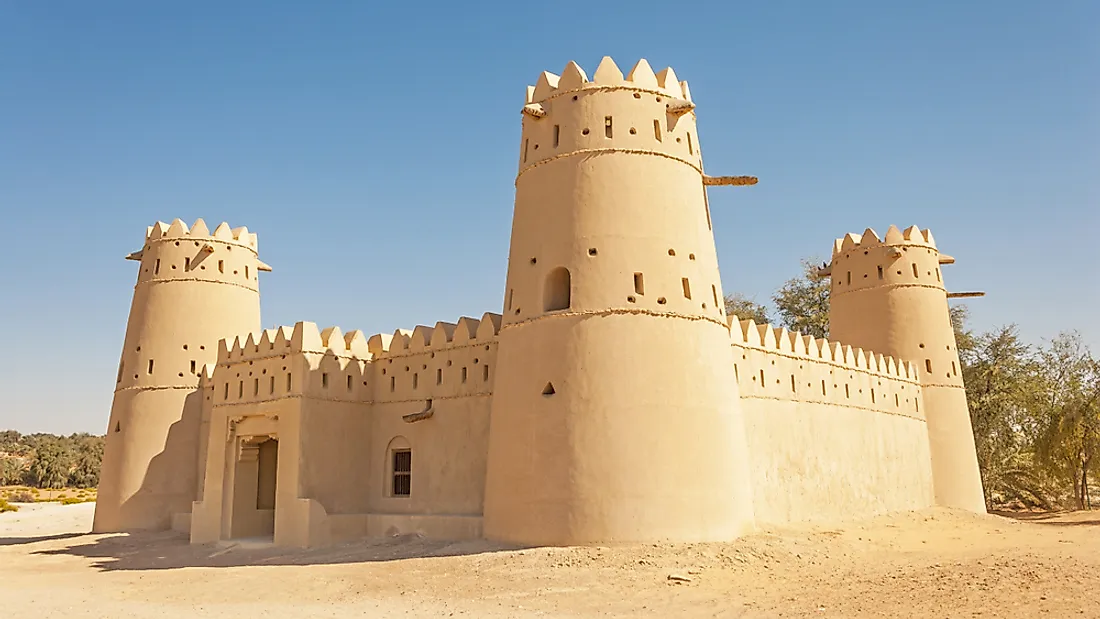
847, 271, 851, 285
483, 365, 490, 381
605, 116, 613, 138
224, 383, 229, 400
877, 266, 884, 279
553, 125, 560, 147
544, 267, 571, 311
392, 450, 412, 497
634, 273, 645, 295
218, 260, 225, 273
184, 257, 191, 271
390, 376, 396, 392
190, 360, 196, 374
286, 374, 292, 392
322, 372, 329, 388
791, 375, 796, 392
951, 361, 957, 376
154, 259, 161, 275
347, 375, 353, 391
822, 380, 827, 396
245, 265, 249, 279
523, 138, 529, 163
238, 381, 244, 398
270, 376, 276, 394
845, 384, 850, 399
461, 367, 468, 383
687, 133, 693, 155
681, 278, 691, 299
542, 382, 556, 395
759, 369, 765, 386
712, 285, 719, 307
506, 288, 514, 311
114, 421, 121, 433
147, 359, 154, 374
912, 264, 919, 278
653, 119, 662, 141
117, 361, 124, 383
437, 368, 443, 385
925, 359, 933, 374
413, 373, 419, 389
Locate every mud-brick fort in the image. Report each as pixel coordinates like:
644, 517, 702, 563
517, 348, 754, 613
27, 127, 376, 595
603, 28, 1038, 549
94, 57, 987, 547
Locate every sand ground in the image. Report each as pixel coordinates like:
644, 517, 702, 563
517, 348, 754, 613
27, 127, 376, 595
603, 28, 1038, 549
1, 503, 1098, 618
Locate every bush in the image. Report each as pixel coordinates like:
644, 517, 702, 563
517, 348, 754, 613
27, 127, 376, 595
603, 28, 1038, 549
9, 490, 34, 503
0, 498, 18, 512
60, 497, 94, 505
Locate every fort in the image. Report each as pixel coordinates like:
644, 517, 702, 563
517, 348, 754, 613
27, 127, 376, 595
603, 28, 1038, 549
94, 57, 986, 547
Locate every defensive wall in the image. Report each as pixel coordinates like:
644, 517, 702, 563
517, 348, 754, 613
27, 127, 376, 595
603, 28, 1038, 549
191, 313, 502, 547
728, 317, 935, 525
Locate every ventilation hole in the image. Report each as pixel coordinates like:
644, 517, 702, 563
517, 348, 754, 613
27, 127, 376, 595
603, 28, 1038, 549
759, 369, 765, 385
253, 378, 259, 395
530, 257, 537, 265
657, 297, 667, 304
572, 95, 578, 101
668, 249, 676, 256
582, 128, 590, 135
542, 382, 556, 395
822, 380, 827, 396
634, 273, 645, 295
952, 361, 957, 376
791, 375, 796, 392
633, 93, 641, 99
629, 127, 637, 134
627, 295, 636, 303
689, 253, 696, 260
588, 248, 598, 256
178, 372, 184, 377
533, 143, 539, 150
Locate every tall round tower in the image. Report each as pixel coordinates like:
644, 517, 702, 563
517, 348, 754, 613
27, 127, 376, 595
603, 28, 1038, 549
482, 57, 757, 545
827, 225, 985, 512
94, 218, 267, 532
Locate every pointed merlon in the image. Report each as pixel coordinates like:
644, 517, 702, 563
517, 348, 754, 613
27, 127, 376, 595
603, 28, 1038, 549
840, 233, 861, 251
166, 219, 189, 237
525, 85, 536, 105
190, 218, 210, 237
522, 103, 547, 119
860, 228, 881, 246
213, 222, 234, 240
532, 71, 560, 102
655, 67, 681, 97
702, 175, 758, 187
593, 56, 624, 84
922, 229, 937, 247
902, 225, 922, 241
626, 59, 658, 88
680, 81, 692, 102
884, 225, 905, 244
558, 60, 588, 90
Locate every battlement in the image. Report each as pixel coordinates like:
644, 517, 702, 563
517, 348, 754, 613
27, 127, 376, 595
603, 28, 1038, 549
368, 312, 502, 359
831, 225, 937, 258
525, 57, 692, 105
217, 321, 370, 364
728, 316, 919, 383
144, 218, 258, 251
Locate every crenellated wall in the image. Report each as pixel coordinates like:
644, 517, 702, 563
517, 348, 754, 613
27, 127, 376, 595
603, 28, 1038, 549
728, 316, 935, 525
192, 313, 503, 547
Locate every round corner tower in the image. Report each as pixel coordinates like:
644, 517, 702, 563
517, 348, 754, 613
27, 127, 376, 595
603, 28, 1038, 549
94, 218, 266, 532
482, 57, 757, 545
827, 225, 985, 513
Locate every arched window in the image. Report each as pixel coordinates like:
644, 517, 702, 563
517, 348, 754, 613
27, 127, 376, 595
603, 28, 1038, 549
544, 267, 571, 312
386, 436, 412, 497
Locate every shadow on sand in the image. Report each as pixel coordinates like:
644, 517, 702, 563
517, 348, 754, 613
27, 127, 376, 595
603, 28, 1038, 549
993, 510, 1100, 527
31, 529, 523, 571
0, 532, 87, 547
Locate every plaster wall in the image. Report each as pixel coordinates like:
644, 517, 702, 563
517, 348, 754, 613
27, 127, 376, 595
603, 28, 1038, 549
95, 219, 264, 532
729, 319, 934, 523
828, 227, 985, 512
483, 58, 756, 546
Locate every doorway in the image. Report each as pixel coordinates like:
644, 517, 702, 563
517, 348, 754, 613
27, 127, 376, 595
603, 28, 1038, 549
229, 436, 278, 540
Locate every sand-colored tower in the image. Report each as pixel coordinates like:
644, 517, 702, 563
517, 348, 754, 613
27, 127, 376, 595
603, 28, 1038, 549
827, 225, 985, 512
94, 218, 268, 532
482, 57, 757, 545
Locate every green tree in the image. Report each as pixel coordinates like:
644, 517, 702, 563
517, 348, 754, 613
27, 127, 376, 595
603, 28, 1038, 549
27, 440, 71, 489
724, 293, 770, 324
773, 258, 830, 339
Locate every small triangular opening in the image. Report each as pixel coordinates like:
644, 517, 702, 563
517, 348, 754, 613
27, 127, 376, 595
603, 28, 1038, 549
114, 422, 121, 433
542, 382, 556, 396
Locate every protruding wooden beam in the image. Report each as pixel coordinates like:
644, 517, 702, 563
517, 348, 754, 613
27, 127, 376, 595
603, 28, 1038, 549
703, 175, 759, 187
939, 254, 956, 265
947, 291, 985, 299
125, 250, 143, 261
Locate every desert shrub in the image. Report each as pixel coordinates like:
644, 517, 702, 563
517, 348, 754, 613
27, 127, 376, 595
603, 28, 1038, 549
0, 498, 17, 513
8, 490, 34, 503
60, 497, 93, 505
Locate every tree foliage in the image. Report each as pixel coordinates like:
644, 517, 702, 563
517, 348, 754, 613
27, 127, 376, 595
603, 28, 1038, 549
724, 293, 770, 324
772, 258, 830, 339
0, 431, 104, 489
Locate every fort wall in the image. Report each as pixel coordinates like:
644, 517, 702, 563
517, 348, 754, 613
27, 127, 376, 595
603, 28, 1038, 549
729, 318, 935, 524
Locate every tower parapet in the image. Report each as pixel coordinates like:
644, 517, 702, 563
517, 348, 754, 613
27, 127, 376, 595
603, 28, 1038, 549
95, 218, 266, 532
827, 225, 985, 512
483, 57, 757, 545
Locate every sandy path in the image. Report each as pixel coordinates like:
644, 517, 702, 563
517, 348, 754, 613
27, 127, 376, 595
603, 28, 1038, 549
2, 503, 1098, 618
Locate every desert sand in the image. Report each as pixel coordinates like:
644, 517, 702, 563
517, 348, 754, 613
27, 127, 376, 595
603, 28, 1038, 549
1, 502, 1098, 618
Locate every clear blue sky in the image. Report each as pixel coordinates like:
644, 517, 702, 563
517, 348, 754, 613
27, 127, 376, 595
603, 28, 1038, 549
1, 1, 1096, 434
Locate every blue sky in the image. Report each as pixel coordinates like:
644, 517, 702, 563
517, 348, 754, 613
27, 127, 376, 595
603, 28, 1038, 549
1, 1, 1096, 434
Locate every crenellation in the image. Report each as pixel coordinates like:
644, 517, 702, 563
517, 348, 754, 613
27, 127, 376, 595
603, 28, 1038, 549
99, 55, 984, 549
